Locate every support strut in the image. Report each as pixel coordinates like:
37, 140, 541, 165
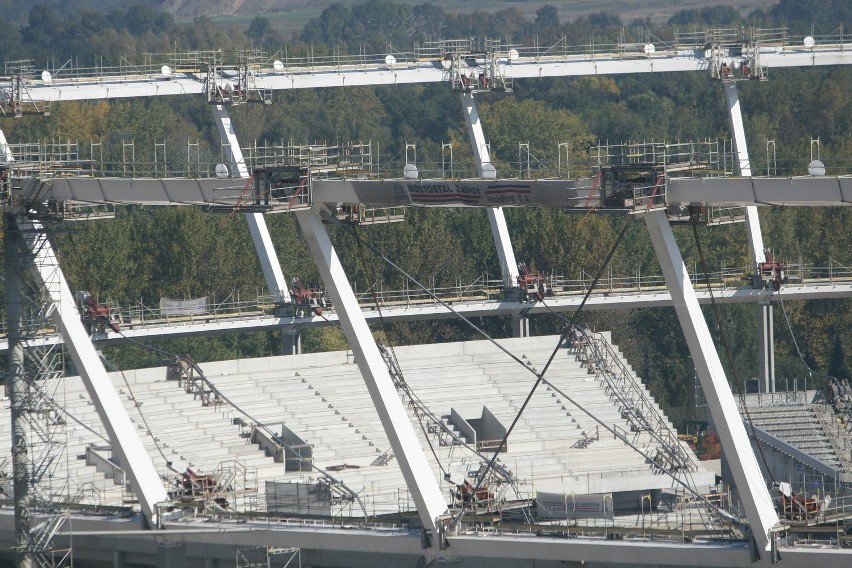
295, 208, 448, 538
460, 93, 520, 289
724, 80, 774, 392
210, 105, 292, 305
17, 217, 168, 525
645, 210, 779, 552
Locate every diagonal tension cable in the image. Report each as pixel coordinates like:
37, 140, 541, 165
335, 213, 736, 526
468, 214, 637, 498
691, 223, 777, 492
336, 213, 636, 503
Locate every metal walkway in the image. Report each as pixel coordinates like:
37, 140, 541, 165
2, 28, 850, 108
0, 262, 849, 352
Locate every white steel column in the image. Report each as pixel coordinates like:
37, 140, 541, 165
211, 105, 291, 303
0, 129, 11, 162
295, 209, 448, 536
758, 299, 775, 394
724, 80, 774, 392
18, 218, 168, 524
644, 210, 778, 552
723, 80, 764, 264
460, 93, 519, 287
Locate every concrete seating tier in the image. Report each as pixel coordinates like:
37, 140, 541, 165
0, 334, 712, 517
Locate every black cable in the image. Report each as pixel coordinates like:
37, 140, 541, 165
30, 381, 110, 445
350, 224, 451, 479
334, 214, 727, 526
540, 366, 736, 529
99, 353, 176, 470
301, 286, 453, 481
469, 214, 637, 499
113, 332, 370, 518
777, 289, 837, 383
336, 213, 641, 512
690, 223, 777, 487
331, 216, 535, 377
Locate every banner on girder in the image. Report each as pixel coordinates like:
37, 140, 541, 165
313, 178, 592, 208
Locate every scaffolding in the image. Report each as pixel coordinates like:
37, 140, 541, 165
421, 38, 514, 93
592, 139, 730, 173
0, 138, 219, 180
4, 214, 72, 567
571, 326, 700, 475
206, 50, 273, 106
1, 60, 51, 117
244, 140, 374, 173
236, 547, 300, 568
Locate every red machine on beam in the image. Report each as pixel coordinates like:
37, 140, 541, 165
75, 291, 121, 333
755, 249, 786, 291
517, 262, 550, 302
291, 278, 329, 316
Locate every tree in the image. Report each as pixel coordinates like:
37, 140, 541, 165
477, 97, 594, 176
300, 3, 353, 48
126, 3, 156, 36
246, 16, 271, 42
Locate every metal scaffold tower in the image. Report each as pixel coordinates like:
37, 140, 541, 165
0, 60, 51, 118
4, 212, 71, 568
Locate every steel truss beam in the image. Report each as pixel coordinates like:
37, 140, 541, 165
5, 41, 851, 103
0, 280, 849, 353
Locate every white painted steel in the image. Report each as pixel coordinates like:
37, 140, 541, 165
210, 105, 292, 303
245, 216, 291, 303
724, 80, 765, 264
725, 81, 772, 396
11, 512, 845, 568
0, 129, 12, 161
17, 218, 168, 524
758, 302, 775, 394
1, 281, 849, 353
32, 174, 852, 208
9, 44, 852, 103
666, 176, 852, 205
294, 208, 448, 536
210, 105, 249, 178
644, 210, 779, 552
460, 93, 519, 286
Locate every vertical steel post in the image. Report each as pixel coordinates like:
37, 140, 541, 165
295, 209, 447, 537
758, 300, 775, 394
645, 210, 778, 552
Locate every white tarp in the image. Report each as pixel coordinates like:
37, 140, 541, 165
160, 297, 208, 316
536, 492, 613, 520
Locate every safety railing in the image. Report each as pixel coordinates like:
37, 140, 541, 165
3, 27, 847, 93
0, 262, 849, 338
571, 325, 699, 473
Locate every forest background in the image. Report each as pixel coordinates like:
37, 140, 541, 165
0, 0, 850, 432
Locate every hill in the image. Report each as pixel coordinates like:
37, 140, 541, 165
161, 0, 774, 30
